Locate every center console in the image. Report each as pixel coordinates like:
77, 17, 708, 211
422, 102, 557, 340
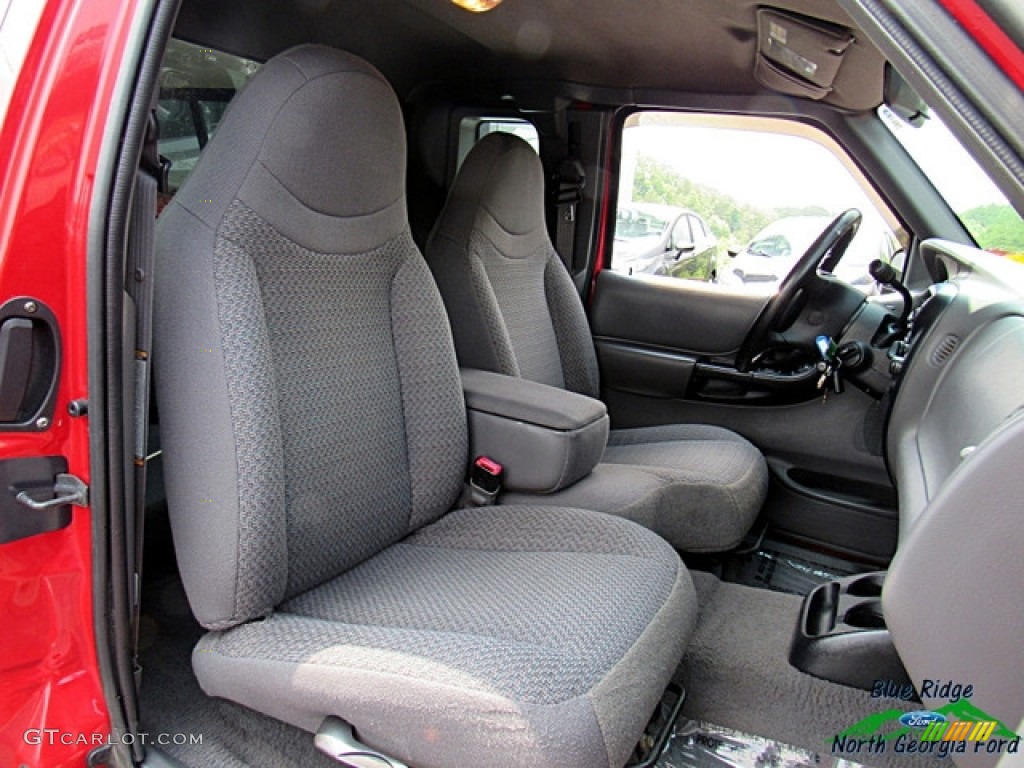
461, 368, 609, 494
790, 571, 911, 691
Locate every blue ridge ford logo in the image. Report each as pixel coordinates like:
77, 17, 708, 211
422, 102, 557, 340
900, 711, 947, 729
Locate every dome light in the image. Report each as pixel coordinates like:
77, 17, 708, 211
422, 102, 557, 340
451, 0, 503, 13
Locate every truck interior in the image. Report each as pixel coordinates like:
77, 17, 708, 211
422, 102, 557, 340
83, 1, 1024, 766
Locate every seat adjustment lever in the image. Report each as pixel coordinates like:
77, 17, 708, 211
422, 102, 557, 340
315, 717, 408, 768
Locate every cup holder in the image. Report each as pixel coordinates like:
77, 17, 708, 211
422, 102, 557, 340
790, 571, 910, 691
844, 599, 887, 629
845, 572, 885, 597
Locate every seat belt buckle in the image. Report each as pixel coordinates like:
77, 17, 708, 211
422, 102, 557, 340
469, 456, 503, 506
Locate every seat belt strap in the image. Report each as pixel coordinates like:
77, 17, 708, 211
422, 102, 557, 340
550, 119, 586, 272
553, 156, 585, 272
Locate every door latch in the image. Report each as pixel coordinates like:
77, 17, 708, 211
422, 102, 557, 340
15, 473, 89, 510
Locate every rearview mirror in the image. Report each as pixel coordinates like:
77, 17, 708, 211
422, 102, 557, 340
884, 66, 929, 127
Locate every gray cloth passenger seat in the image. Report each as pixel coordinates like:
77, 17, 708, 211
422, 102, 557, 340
153, 45, 697, 768
426, 132, 767, 552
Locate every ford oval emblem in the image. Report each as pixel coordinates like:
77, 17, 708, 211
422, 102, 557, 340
899, 711, 947, 728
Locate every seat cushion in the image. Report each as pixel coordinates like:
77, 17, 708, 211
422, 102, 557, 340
191, 506, 697, 768
603, 425, 767, 551
504, 424, 767, 552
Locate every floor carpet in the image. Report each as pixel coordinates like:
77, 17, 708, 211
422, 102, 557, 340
672, 571, 943, 768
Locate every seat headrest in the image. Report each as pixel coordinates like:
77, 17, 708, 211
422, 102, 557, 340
437, 132, 549, 255
172, 44, 407, 252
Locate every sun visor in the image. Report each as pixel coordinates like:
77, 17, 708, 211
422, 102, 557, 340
755, 8, 856, 101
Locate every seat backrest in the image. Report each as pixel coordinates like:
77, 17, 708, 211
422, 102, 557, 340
426, 133, 601, 398
883, 412, 1024, 759
153, 46, 467, 631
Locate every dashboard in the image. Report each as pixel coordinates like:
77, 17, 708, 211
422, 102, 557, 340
885, 239, 1024, 537
878, 239, 1024, 746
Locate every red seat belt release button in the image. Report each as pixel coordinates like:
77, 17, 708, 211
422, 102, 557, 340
470, 456, 503, 506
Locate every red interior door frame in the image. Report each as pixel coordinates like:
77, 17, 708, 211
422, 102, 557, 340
0, 0, 138, 765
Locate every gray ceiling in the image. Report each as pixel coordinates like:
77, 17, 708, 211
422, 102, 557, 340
176, 0, 888, 110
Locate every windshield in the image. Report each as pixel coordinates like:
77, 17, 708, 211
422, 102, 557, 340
879, 105, 1024, 265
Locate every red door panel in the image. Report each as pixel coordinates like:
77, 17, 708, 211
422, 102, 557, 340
0, 0, 139, 765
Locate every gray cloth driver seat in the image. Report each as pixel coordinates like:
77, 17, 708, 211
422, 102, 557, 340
153, 45, 696, 768
426, 133, 768, 552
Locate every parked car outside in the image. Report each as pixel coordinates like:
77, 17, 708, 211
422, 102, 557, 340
613, 203, 720, 279
720, 215, 901, 293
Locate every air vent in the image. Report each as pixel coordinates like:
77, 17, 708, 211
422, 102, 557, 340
930, 334, 960, 367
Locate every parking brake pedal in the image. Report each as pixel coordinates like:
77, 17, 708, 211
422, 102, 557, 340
315, 717, 409, 768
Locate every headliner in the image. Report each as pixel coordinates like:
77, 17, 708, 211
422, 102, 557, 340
174, 0, 887, 111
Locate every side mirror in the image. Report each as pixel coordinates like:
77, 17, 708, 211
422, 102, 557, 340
671, 235, 695, 254
727, 247, 740, 259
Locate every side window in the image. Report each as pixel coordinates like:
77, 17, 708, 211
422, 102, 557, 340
455, 117, 539, 173
612, 112, 906, 293
156, 39, 260, 195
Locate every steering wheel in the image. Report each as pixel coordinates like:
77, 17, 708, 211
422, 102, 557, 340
735, 208, 862, 372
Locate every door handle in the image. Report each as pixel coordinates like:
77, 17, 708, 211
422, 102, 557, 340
0, 298, 61, 431
15, 473, 89, 510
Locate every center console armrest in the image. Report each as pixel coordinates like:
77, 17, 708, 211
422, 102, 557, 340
461, 369, 609, 494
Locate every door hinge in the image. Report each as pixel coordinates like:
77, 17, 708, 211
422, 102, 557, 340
15, 473, 89, 510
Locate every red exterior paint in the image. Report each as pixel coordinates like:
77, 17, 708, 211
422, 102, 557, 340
938, 0, 1024, 90
0, 0, 139, 765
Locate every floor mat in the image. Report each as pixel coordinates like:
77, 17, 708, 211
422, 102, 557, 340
656, 719, 870, 768
675, 572, 942, 768
719, 539, 868, 595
